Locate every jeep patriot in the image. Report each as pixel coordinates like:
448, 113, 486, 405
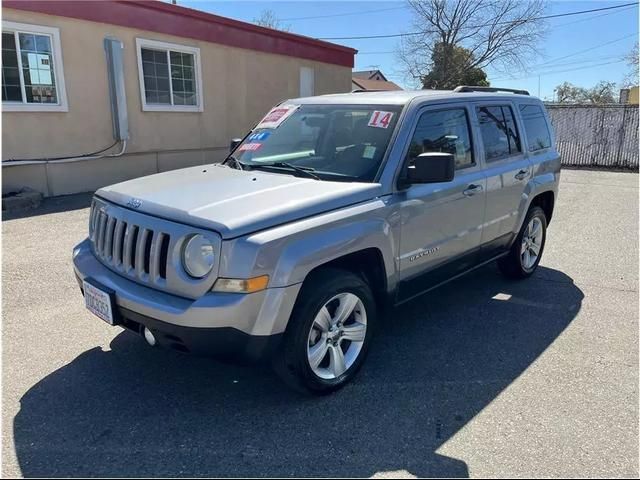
73, 86, 560, 394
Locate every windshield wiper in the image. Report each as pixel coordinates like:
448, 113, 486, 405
223, 155, 244, 170
250, 162, 320, 180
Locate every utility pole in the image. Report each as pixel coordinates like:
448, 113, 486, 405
538, 75, 541, 97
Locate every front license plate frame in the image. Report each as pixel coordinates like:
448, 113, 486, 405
83, 278, 120, 326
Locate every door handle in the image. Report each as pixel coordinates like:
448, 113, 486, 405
463, 184, 483, 196
515, 169, 529, 180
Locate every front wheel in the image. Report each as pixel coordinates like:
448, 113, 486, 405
498, 206, 547, 279
272, 268, 375, 395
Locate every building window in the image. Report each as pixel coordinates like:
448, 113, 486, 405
299, 66, 314, 97
2, 21, 68, 112
135, 38, 203, 112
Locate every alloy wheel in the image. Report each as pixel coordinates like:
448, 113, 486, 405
306, 292, 367, 380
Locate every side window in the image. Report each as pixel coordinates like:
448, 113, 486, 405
519, 104, 552, 152
407, 108, 474, 170
476, 105, 522, 162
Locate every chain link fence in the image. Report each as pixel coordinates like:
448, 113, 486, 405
545, 104, 639, 170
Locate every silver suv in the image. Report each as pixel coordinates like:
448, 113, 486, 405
73, 86, 560, 394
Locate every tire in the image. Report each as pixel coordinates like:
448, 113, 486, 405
498, 206, 547, 279
272, 267, 376, 395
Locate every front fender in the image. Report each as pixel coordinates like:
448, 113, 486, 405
219, 198, 400, 292
270, 216, 397, 288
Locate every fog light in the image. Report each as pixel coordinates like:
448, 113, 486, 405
143, 327, 157, 347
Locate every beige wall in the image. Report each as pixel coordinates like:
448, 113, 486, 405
2, 8, 351, 196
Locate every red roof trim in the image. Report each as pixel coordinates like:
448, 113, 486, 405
4, 0, 356, 67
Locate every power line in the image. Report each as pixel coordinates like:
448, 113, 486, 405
492, 59, 627, 82
357, 51, 395, 55
341, 3, 635, 46
280, 5, 408, 22
356, 6, 638, 56
534, 32, 637, 68
489, 33, 637, 81
316, 2, 638, 40
550, 3, 637, 28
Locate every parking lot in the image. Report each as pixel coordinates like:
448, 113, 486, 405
2, 169, 638, 478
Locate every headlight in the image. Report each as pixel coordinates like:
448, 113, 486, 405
182, 234, 215, 278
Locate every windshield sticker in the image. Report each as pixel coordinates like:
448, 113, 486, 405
238, 142, 263, 152
368, 110, 394, 129
248, 131, 271, 142
256, 104, 300, 129
363, 145, 377, 159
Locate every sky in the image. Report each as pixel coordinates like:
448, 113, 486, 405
177, 0, 639, 99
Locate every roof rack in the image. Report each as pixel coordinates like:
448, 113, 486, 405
453, 86, 530, 95
351, 89, 388, 93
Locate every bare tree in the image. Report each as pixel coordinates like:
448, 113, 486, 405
253, 9, 291, 32
622, 43, 639, 88
397, 0, 547, 88
554, 81, 617, 104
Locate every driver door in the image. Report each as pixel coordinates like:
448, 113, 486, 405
396, 104, 487, 302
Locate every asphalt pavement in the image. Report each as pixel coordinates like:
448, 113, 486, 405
2, 169, 638, 478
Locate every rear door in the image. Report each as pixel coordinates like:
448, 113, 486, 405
396, 103, 487, 302
473, 102, 531, 257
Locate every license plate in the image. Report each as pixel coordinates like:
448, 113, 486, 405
83, 279, 117, 325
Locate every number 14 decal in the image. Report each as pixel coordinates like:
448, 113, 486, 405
368, 110, 394, 129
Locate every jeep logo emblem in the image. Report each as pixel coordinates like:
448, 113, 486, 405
127, 198, 142, 209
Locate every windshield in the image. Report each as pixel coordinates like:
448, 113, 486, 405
233, 104, 402, 182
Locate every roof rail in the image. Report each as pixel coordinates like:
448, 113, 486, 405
351, 89, 387, 93
453, 86, 530, 95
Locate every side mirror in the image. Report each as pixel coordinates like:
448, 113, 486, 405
405, 152, 455, 185
229, 138, 242, 153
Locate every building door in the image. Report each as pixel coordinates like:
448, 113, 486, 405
299, 67, 314, 97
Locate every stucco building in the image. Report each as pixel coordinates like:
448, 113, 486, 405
2, 0, 355, 197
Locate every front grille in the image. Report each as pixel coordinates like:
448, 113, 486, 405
88, 197, 221, 299
90, 202, 171, 284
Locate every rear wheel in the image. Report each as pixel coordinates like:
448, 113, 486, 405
273, 268, 375, 395
498, 206, 547, 279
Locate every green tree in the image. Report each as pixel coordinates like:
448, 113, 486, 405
421, 43, 489, 89
554, 81, 617, 104
554, 81, 587, 103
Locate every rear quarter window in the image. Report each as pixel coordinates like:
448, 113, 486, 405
476, 105, 522, 162
519, 104, 552, 152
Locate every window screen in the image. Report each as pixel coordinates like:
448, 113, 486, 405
519, 104, 552, 151
141, 47, 196, 106
477, 105, 522, 162
407, 108, 474, 169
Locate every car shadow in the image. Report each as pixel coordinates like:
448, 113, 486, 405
12, 265, 583, 478
2, 192, 93, 221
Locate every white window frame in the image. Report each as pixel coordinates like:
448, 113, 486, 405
2, 21, 68, 112
135, 38, 203, 112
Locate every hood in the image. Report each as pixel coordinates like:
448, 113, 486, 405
96, 165, 382, 239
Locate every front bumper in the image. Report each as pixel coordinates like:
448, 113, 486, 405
73, 239, 301, 362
